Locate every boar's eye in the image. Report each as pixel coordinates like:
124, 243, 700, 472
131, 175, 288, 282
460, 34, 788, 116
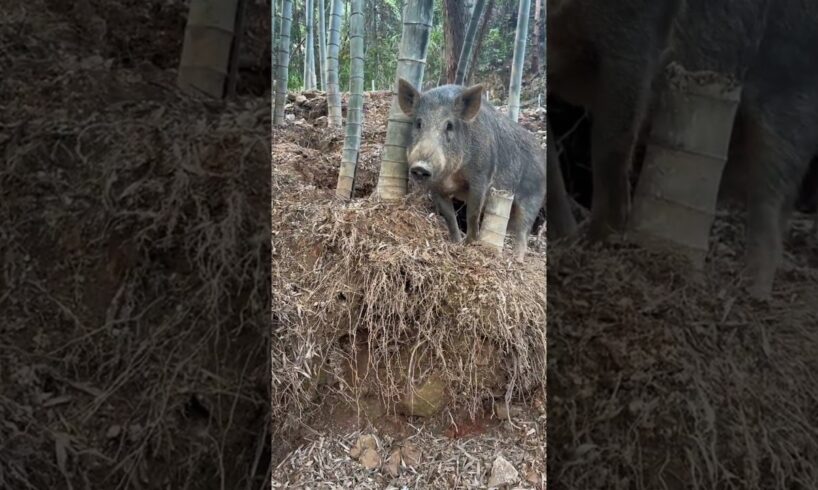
415, 118, 422, 129
445, 121, 454, 132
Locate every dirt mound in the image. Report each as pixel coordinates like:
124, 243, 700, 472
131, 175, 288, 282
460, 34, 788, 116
548, 216, 818, 488
273, 90, 395, 198
271, 88, 548, 485
1, 2, 269, 487
271, 188, 546, 419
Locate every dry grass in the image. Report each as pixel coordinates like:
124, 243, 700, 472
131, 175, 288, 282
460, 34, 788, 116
271, 185, 547, 428
1, 1, 270, 488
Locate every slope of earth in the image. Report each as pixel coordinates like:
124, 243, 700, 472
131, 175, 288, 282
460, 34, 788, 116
1, 1, 271, 488
547, 180, 818, 485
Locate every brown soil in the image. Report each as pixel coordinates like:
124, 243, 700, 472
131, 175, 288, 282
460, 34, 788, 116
1, 1, 271, 488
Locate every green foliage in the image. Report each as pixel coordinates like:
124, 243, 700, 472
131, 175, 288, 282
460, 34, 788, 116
422, 0, 445, 86
277, 0, 527, 92
476, 26, 513, 72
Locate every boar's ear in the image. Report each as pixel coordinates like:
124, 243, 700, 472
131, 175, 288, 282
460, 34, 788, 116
397, 78, 420, 117
455, 84, 483, 122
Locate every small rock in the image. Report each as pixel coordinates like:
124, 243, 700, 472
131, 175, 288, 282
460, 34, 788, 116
525, 466, 542, 486
128, 424, 143, 443
105, 425, 121, 439
385, 448, 401, 477
494, 401, 523, 420
286, 93, 297, 102
359, 447, 381, 470
285, 114, 295, 122
400, 442, 421, 467
295, 94, 307, 105
494, 401, 510, 420
487, 454, 519, 488
349, 434, 378, 459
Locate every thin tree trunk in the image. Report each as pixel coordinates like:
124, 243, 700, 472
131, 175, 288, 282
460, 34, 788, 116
318, 0, 328, 91
326, 0, 344, 127
274, 0, 294, 125
532, 0, 541, 74
336, 0, 365, 198
443, 0, 467, 84
508, 0, 531, 122
178, 0, 241, 98
376, 0, 435, 200
454, 0, 487, 85
469, 0, 495, 83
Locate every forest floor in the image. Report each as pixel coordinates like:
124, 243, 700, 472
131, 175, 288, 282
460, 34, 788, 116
1, 0, 271, 488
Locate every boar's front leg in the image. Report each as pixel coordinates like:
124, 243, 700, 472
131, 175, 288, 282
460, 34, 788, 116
433, 193, 464, 242
464, 177, 491, 244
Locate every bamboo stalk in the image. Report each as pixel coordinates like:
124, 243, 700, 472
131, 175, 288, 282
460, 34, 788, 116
532, 0, 542, 74
326, 0, 344, 127
508, 0, 531, 122
336, 0, 366, 198
376, 0, 435, 201
177, 0, 241, 98
225, 0, 248, 98
318, 0, 328, 91
304, 0, 316, 90
272, 0, 278, 75
454, 0, 487, 85
629, 64, 742, 267
477, 188, 515, 253
273, 0, 293, 125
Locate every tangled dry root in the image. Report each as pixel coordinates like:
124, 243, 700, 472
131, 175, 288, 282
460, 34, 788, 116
547, 234, 818, 489
271, 183, 547, 435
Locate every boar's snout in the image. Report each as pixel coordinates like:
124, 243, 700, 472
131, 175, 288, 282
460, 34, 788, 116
409, 161, 433, 181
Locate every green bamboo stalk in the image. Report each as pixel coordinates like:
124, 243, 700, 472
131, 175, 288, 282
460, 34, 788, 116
272, 0, 278, 71
376, 0, 435, 201
177, 0, 241, 98
326, 0, 344, 127
508, 0, 531, 122
454, 0, 487, 85
335, 0, 365, 198
272, 0, 283, 101
318, 0, 328, 91
273, 0, 293, 125
532, 0, 542, 74
304, 0, 316, 90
